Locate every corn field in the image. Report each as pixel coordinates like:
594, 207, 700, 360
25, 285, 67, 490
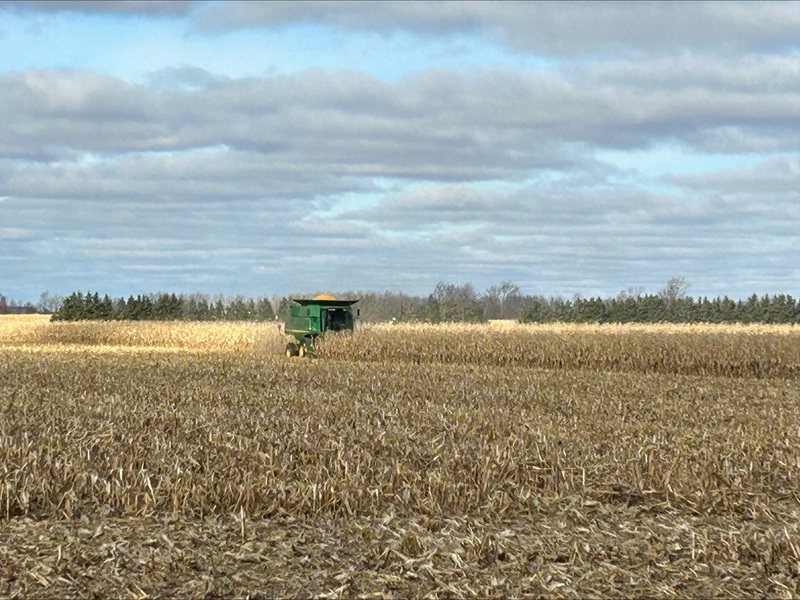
1, 315, 798, 598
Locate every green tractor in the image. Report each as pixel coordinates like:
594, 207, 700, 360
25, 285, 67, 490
283, 295, 359, 357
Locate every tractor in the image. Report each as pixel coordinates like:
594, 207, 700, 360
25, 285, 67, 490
283, 294, 359, 357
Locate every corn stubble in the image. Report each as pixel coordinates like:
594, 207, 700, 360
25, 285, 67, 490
1, 316, 798, 598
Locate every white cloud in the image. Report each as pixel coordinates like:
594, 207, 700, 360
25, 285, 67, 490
191, 2, 800, 56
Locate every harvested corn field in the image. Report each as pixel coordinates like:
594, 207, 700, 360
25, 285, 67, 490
1, 315, 799, 598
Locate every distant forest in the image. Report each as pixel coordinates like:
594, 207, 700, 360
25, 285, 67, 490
1, 278, 798, 324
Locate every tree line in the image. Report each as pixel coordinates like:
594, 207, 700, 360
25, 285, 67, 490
46, 283, 509, 324
347, 280, 800, 325
50, 292, 275, 322
333, 281, 522, 323
518, 292, 800, 324
4, 278, 799, 324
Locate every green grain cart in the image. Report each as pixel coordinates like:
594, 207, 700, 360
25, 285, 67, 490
283, 295, 359, 357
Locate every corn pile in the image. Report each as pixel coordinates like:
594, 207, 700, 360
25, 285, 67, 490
1, 315, 798, 598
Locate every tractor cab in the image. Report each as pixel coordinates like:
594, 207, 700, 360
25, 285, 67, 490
323, 306, 354, 332
284, 295, 358, 357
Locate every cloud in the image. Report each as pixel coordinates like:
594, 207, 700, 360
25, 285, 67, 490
191, 2, 800, 55
342, 184, 520, 228
2, 55, 796, 178
0, 227, 35, 240
6, 1, 798, 57
665, 155, 800, 195
1, 1, 198, 17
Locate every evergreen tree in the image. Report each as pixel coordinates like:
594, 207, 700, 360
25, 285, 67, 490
255, 296, 276, 321
51, 291, 85, 321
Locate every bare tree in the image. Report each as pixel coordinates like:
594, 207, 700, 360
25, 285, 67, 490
658, 277, 689, 302
616, 286, 646, 301
498, 281, 521, 319
485, 281, 521, 319
37, 291, 63, 313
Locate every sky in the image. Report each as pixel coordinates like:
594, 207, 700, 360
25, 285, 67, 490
1, 1, 798, 303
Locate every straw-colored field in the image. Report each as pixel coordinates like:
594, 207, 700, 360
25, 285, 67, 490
2, 315, 799, 598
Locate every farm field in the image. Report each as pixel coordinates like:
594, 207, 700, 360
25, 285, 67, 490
1, 315, 799, 598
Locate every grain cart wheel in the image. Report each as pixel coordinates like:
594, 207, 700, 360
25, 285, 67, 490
298, 344, 306, 358
285, 342, 299, 357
